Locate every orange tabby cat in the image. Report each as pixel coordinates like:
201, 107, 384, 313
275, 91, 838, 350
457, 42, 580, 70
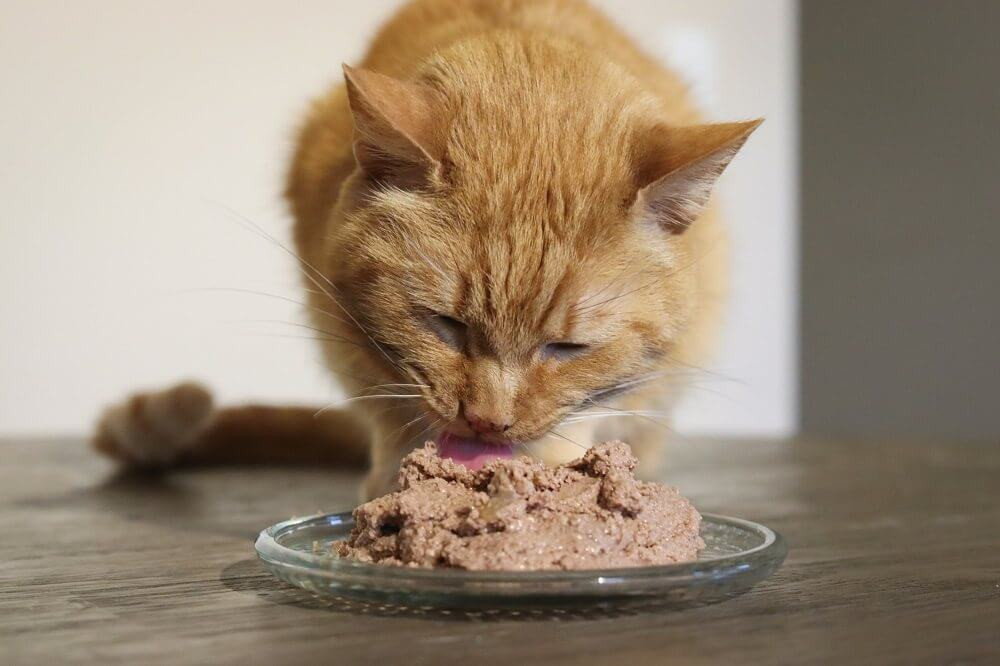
94, 0, 759, 499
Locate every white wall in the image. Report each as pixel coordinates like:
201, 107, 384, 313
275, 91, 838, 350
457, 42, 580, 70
0, 0, 796, 437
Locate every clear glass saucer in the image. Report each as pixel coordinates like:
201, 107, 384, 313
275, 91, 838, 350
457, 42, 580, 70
254, 511, 785, 610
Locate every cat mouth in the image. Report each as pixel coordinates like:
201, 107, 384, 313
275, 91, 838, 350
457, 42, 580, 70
435, 431, 514, 470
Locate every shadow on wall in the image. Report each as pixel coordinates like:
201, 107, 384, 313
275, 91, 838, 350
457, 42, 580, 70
800, 0, 1000, 441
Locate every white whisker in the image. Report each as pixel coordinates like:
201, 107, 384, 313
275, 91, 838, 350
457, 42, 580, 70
359, 383, 429, 393
182, 287, 349, 325
207, 200, 405, 375
314, 393, 423, 417
411, 416, 443, 446
547, 429, 588, 451
384, 411, 432, 444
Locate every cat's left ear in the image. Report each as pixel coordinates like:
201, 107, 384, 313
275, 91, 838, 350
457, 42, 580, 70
342, 64, 445, 187
633, 119, 763, 234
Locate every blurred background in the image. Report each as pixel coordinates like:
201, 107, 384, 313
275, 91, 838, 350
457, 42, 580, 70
0, 1, 995, 442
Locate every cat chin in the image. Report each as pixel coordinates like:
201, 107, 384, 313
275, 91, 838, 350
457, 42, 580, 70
435, 431, 514, 470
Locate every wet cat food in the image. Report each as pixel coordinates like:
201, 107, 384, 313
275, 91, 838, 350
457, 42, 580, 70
334, 441, 704, 571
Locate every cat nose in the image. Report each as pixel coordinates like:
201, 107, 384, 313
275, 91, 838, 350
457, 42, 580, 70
463, 407, 513, 435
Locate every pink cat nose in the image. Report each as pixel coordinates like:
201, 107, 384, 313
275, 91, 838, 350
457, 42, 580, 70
463, 408, 513, 435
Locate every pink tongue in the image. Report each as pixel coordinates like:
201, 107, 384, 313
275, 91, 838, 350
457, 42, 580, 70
436, 432, 514, 470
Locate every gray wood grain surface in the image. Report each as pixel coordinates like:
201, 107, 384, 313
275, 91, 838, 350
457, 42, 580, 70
2, 436, 998, 664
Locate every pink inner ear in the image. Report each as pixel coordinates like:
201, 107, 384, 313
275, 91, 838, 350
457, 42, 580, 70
633, 120, 762, 234
342, 64, 445, 173
636, 165, 719, 234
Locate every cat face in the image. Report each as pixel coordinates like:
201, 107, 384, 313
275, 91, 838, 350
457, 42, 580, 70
336, 186, 684, 445
328, 60, 758, 447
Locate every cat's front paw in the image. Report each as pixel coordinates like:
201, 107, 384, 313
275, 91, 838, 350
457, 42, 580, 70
93, 382, 215, 468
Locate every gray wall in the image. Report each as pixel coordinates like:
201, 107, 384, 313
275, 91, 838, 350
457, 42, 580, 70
800, 1, 1000, 440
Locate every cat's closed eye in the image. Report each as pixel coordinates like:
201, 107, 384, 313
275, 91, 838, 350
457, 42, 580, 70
426, 312, 468, 351
540, 341, 590, 362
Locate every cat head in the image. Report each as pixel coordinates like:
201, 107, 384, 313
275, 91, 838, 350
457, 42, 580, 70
328, 46, 759, 449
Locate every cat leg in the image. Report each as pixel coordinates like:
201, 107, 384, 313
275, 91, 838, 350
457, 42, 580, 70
93, 382, 369, 469
593, 413, 670, 480
361, 439, 400, 501
532, 420, 600, 467
623, 420, 669, 480
360, 413, 436, 500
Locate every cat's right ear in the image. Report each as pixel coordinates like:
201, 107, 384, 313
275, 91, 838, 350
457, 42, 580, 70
632, 119, 762, 234
342, 64, 445, 188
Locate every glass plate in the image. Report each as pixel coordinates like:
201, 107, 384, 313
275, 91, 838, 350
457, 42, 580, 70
254, 511, 786, 611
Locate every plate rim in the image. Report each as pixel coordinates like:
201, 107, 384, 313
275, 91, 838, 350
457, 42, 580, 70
254, 510, 786, 584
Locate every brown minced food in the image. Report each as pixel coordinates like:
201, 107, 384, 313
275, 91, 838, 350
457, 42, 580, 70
334, 441, 704, 571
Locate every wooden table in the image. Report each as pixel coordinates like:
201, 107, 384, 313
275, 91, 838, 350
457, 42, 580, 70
2, 436, 998, 664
